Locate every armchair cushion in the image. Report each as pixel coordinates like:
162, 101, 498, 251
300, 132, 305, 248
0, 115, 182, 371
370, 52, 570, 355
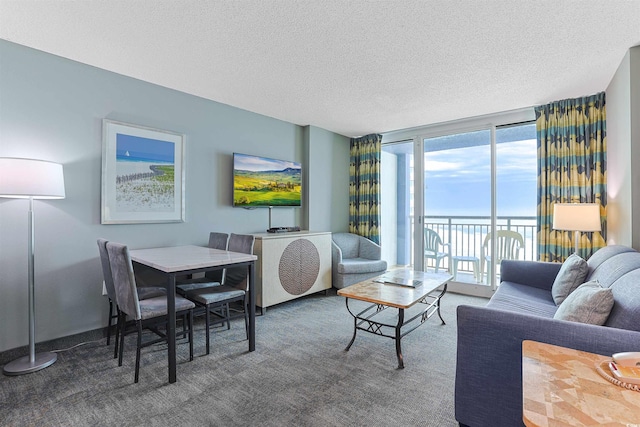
551, 253, 588, 305
337, 258, 388, 275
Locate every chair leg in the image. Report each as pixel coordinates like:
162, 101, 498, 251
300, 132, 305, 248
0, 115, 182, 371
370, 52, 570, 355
135, 321, 142, 383
205, 304, 211, 355
107, 299, 113, 346
182, 313, 188, 339
113, 308, 121, 359
118, 312, 126, 366
225, 303, 231, 330
243, 298, 249, 341
188, 309, 194, 361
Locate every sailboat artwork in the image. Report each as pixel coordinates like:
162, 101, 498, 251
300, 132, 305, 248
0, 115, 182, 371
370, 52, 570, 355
114, 132, 177, 213
102, 120, 185, 224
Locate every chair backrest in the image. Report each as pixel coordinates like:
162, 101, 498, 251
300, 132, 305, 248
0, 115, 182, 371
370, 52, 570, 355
97, 238, 116, 302
482, 230, 524, 262
205, 232, 229, 281
331, 233, 361, 259
424, 228, 443, 256
208, 232, 229, 250
106, 242, 141, 320
225, 233, 255, 291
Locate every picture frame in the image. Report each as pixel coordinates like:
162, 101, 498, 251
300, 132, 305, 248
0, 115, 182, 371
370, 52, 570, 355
101, 119, 185, 224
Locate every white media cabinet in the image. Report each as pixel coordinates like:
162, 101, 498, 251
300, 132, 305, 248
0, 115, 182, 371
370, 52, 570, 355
252, 231, 332, 311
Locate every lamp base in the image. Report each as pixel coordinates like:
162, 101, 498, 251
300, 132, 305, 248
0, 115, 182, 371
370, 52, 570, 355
2, 351, 57, 376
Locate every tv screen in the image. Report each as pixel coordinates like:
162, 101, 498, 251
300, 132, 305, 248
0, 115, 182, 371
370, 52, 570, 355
233, 153, 302, 207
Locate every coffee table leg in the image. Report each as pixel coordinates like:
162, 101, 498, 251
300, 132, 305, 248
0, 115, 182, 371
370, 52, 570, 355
436, 283, 447, 325
396, 308, 404, 369
345, 298, 357, 351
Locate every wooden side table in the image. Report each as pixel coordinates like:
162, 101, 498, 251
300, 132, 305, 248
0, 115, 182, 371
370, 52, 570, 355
522, 340, 640, 426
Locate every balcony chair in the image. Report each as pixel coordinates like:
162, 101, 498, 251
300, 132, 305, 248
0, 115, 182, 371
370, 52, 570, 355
106, 241, 195, 383
331, 232, 387, 289
424, 228, 450, 273
183, 233, 255, 354
96, 238, 166, 359
480, 230, 524, 284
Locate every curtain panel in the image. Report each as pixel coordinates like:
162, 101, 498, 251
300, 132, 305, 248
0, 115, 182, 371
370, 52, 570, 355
536, 92, 607, 262
349, 134, 382, 244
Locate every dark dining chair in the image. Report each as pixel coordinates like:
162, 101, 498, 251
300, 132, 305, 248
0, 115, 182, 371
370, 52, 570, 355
183, 233, 255, 354
97, 238, 166, 359
106, 241, 195, 383
176, 232, 229, 295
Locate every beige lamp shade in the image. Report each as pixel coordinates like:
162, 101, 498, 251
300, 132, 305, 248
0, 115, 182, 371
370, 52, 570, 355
0, 158, 65, 199
552, 203, 601, 232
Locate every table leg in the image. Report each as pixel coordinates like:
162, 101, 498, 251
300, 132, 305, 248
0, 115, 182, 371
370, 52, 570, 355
436, 283, 447, 325
248, 261, 256, 352
344, 298, 357, 351
396, 308, 405, 369
167, 273, 176, 383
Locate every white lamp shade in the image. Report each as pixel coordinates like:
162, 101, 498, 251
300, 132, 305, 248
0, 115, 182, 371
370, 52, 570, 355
552, 203, 601, 232
0, 158, 65, 199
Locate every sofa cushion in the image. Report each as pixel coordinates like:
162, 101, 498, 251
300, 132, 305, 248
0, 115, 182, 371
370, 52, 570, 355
337, 258, 387, 275
486, 281, 558, 318
553, 281, 614, 325
605, 268, 640, 331
587, 251, 640, 288
551, 253, 588, 305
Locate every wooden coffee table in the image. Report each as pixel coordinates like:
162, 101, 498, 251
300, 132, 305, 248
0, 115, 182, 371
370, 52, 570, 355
337, 270, 451, 368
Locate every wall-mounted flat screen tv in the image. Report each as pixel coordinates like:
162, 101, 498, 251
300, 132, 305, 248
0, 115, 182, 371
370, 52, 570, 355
233, 153, 302, 207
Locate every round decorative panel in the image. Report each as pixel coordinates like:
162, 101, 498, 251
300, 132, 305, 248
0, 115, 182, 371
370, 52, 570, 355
278, 238, 320, 295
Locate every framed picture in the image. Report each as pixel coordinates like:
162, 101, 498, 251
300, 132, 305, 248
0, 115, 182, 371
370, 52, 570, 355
101, 119, 185, 224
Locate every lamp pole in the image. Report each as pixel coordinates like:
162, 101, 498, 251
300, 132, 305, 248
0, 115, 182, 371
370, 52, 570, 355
3, 197, 58, 375
0, 158, 65, 376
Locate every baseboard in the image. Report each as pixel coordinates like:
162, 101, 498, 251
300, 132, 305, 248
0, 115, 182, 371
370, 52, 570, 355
0, 327, 106, 367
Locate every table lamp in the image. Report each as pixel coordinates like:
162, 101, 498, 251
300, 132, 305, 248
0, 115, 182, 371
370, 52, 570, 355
0, 158, 65, 375
552, 203, 601, 255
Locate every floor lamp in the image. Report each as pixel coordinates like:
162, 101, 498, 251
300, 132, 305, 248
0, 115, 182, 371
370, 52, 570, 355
552, 203, 601, 255
0, 158, 65, 375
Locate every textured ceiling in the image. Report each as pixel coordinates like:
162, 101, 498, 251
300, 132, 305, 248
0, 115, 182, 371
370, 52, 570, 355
1, 1, 639, 137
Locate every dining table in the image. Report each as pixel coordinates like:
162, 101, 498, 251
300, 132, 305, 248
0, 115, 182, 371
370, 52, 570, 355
129, 245, 257, 383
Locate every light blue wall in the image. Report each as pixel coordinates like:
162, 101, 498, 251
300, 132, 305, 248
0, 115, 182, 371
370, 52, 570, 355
0, 40, 349, 352
303, 125, 350, 232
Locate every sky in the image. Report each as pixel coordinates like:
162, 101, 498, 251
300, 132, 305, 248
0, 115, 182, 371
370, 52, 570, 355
234, 153, 301, 172
116, 134, 175, 163
425, 139, 538, 217
384, 123, 538, 218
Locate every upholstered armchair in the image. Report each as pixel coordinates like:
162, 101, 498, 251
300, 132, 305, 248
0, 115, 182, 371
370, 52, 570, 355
331, 232, 387, 289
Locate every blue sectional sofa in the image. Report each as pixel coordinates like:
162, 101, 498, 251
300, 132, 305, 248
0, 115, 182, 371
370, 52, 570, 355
455, 245, 640, 427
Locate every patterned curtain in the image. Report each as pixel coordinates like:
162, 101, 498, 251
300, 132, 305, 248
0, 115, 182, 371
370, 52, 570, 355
349, 134, 382, 244
536, 92, 607, 262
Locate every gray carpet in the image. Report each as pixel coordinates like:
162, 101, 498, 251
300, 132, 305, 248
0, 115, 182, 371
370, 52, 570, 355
0, 289, 487, 427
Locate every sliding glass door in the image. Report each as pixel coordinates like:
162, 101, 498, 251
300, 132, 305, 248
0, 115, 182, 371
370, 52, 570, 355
381, 121, 536, 297
423, 130, 491, 292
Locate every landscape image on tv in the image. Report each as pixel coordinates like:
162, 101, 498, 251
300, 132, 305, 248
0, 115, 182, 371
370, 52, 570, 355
233, 153, 302, 207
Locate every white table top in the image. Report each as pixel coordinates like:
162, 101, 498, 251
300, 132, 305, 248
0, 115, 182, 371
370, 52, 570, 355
129, 245, 257, 273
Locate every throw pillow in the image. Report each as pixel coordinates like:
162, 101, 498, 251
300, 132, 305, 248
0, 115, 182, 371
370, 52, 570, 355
553, 281, 614, 325
551, 253, 589, 305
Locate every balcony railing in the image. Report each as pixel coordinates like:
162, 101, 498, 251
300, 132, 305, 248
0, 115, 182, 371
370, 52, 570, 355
408, 215, 537, 280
